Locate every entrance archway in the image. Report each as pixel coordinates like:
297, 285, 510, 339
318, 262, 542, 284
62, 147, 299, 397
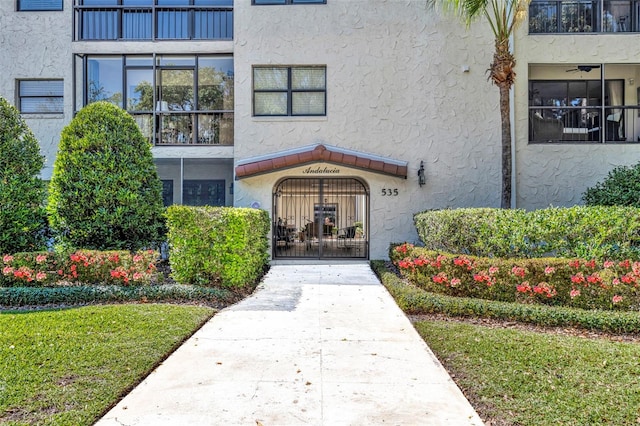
272, 177, 369, 259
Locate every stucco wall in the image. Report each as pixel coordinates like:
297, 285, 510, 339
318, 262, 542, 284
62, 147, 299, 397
0, 1, 73, 179
234, 0, 502, 259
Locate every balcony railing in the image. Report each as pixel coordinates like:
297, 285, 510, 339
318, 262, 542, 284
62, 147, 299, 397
530, 105, 640, 143
74, 2, 233, 41
529, 0, 639, 33
131, 112, 234, 146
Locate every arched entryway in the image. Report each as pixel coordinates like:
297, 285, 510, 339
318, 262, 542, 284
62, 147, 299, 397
272, 177, 370, 259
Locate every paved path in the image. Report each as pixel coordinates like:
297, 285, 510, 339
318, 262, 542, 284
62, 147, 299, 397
96, 263, 484, 425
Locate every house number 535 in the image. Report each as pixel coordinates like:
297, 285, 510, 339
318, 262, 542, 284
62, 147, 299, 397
381, 188, 399, 196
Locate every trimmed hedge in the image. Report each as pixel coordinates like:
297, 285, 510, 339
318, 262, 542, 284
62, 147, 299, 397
414, 206, 640, 260
371, 261, 640, 334
390, 243, 640, 311
0, 284, 237, 309
166, 206, 269, 288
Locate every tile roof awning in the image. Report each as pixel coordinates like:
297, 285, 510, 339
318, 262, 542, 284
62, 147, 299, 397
235, 144, 408, 180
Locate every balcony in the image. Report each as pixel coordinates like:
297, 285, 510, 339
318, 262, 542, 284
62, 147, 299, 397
529, 0, 638, 33
74, 1, 233, 41
131, 112, 234, 146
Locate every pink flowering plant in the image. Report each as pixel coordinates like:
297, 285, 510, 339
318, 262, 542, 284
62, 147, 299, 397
391, 243, 638, 311
1, 250, 158, 287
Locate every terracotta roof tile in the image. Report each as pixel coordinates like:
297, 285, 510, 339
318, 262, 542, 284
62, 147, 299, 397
235, 144, 408, 179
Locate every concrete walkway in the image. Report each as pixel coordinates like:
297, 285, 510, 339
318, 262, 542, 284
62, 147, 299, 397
96, 263, 484, 426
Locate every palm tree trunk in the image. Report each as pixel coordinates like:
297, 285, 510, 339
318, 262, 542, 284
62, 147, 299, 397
499, 83, 512, 209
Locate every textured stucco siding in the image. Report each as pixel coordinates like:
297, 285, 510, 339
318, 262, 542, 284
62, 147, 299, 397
0, 1, 73, 179
514, 30, 640, 209
234, 0, 502, 258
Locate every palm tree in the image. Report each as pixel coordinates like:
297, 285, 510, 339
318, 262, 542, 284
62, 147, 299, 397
429, 0, 528, 208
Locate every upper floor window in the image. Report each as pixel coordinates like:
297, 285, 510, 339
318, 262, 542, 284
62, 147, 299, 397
74, 0, 233, 41
529, 0, 636, 33
529, 63, 640, 144
253, 0, 325, 4
253, 66, 326, 116
18, 0, 62, 10
76, 54, 234, 145
18, 80, 64, 114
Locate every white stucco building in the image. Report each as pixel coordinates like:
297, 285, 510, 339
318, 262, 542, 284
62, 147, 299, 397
2, 0, 640, 260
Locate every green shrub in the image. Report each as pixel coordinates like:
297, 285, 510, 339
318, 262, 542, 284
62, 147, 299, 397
371, 260, 640, 334
414, 206, 640, 260
390, 243, 640, 311
0, 284, 237, 309
0, 97, 47, 254
47, 101, 165, 251
166, 206, 270, 288
583, 162, 640, 207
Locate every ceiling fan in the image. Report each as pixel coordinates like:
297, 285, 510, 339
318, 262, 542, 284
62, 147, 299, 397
566, 65, 601, 73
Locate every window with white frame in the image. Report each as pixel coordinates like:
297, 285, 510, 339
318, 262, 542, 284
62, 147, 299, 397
18, 80, 64, 114
253, 66, 326, 116
17, 0, 62, 11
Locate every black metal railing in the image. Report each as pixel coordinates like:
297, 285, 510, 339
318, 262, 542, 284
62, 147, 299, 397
74, 3, 233, 41
530, 105, 640, 143
529, 0, 639, 33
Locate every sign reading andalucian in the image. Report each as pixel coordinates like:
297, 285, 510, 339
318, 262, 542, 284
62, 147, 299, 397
302, 166, 341, 175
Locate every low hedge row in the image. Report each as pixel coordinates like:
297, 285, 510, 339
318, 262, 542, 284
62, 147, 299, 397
0, 284, 237, 309
1, 250, 157, 287
390, 243, 640, 311
414, 206, 640, 260
166, 206, 270, 289
371, 261, 640, 334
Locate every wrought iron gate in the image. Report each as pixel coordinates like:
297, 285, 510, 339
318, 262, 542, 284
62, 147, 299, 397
272, 178, 369, 259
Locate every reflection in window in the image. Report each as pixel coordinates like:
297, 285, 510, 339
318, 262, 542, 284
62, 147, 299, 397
183, 180, 225, 206
83, 54, 233, 145
88, 57, 123, 107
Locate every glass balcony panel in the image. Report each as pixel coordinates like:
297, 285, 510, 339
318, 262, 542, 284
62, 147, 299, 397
131, 113, 154, 144
87, 57, 123, 107
159, 113, 194, 144
561, 1, 596, 32
197, 112, 234, 145
603, 1, 631, 31
194, 10, 233, 39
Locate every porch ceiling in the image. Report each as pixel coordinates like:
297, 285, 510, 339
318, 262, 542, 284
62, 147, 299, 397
235, 144, 408, 180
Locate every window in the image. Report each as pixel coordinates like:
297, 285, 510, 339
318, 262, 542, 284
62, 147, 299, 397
78, 54, 234, 145
74, 0, 233, 41
253, 66, 326, 116
18, 0, 62, 10
529, 0, 635, 33
253, 0, 325, 4
18, 80, 63, 114
528, 63, 640, 143
183, 180, 225, 206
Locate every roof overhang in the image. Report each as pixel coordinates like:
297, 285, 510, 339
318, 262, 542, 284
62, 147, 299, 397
235, 144, 408, 180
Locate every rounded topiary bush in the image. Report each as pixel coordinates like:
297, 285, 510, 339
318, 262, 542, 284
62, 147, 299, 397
0, 96, 47, 253
47, 101, 165, 251
583, 163, 640, 207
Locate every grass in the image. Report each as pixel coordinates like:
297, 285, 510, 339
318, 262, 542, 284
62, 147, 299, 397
415, 320, 640, 425
0, 304, 214, 426
371, 261, 640, 425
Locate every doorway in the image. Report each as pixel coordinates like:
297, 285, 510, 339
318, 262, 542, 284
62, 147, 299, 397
272, 177, 369, 259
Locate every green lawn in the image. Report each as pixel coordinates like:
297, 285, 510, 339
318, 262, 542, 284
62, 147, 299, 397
415, 319, 640, 426
0, 304, 214, 426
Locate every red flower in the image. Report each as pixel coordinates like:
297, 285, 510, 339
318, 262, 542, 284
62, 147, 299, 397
511, 266, 526, 278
